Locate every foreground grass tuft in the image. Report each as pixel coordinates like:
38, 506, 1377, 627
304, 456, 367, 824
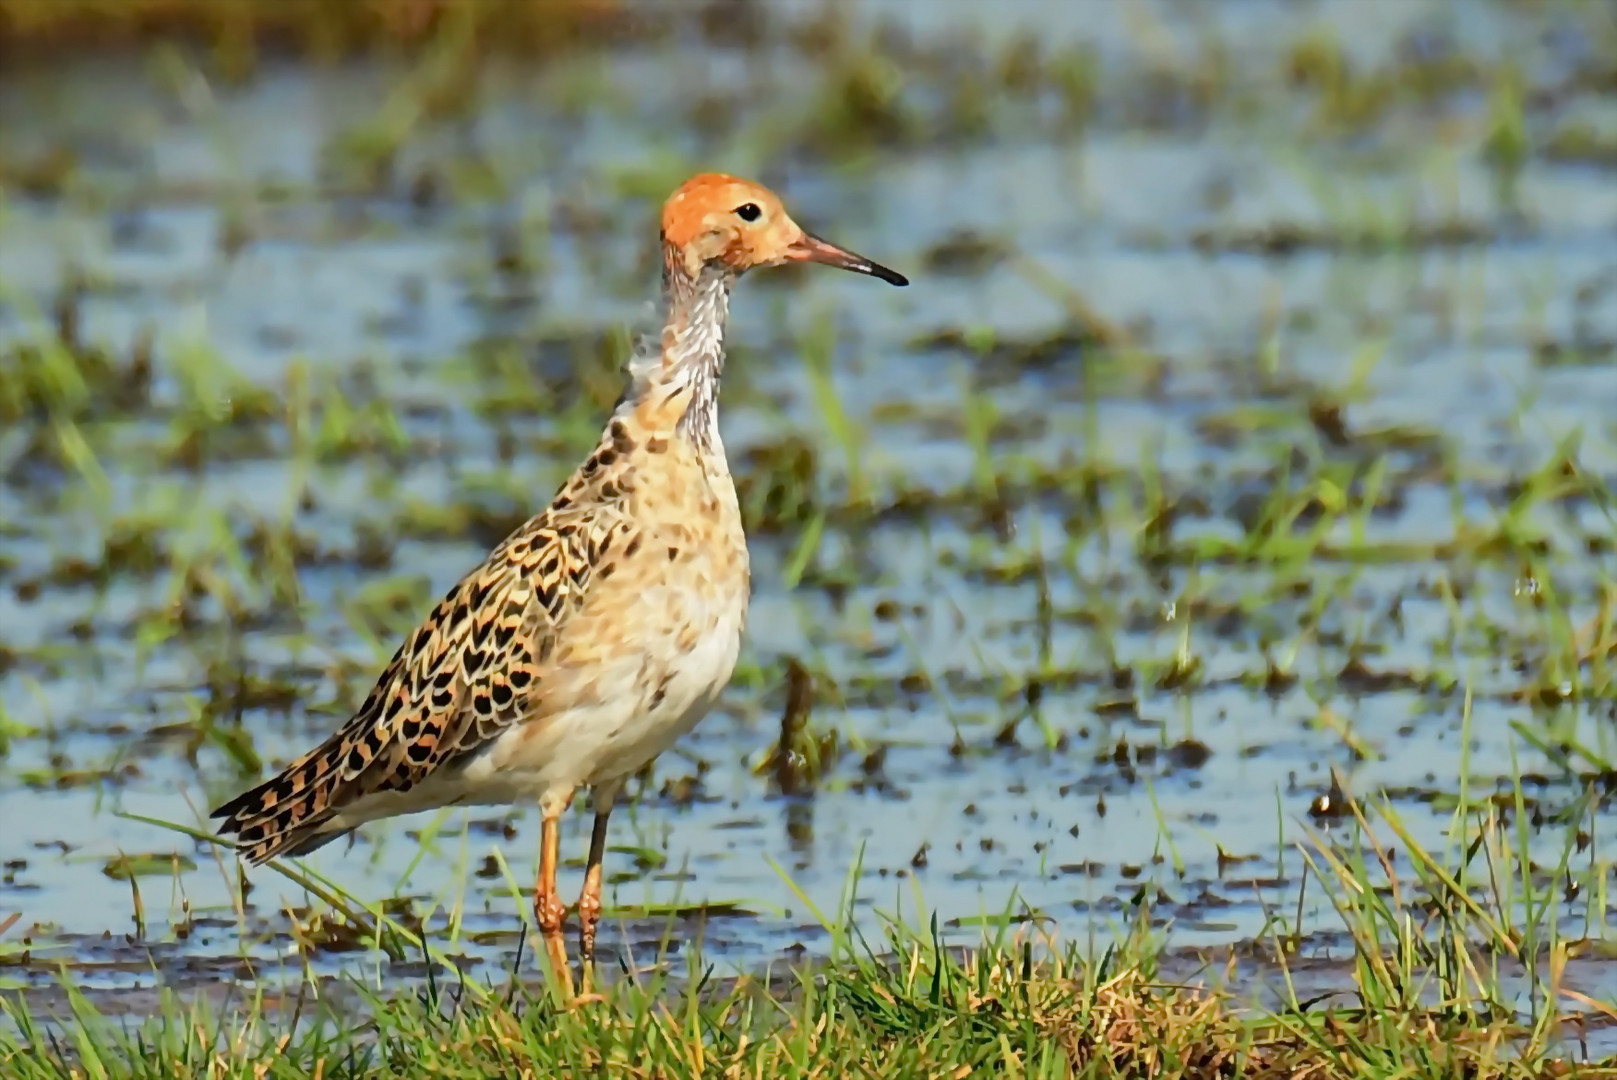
0, 936, 1599, 1078
6, 793, 1616, 1078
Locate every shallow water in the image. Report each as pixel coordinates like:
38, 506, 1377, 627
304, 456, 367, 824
3, 0, 1617, 1011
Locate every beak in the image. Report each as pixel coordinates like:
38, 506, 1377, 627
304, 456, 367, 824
785, 231, 909, 286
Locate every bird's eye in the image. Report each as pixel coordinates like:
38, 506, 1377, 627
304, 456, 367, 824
734, 203, 762, 222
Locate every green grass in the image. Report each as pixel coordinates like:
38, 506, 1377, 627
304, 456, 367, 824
5, 790, 1616, 1078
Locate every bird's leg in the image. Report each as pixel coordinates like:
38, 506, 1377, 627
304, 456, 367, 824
578, 784, 618, 991
535, 808, 574, 997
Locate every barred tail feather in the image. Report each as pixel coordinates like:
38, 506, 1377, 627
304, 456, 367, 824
211, 764, 349, 865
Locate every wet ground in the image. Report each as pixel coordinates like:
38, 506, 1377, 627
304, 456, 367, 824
3, 0, 1617, 1015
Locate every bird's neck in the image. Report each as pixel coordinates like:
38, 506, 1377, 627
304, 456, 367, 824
621, 247, 733, 453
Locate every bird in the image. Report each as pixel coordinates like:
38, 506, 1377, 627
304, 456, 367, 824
210, 172, 908, 992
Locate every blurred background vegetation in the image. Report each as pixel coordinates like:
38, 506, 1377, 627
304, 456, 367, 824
0, 0, 624, 62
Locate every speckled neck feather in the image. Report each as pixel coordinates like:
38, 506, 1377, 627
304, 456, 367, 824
620, 239, 734, 452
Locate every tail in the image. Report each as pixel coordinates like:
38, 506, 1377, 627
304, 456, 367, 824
211, 753, 354, 865
209, 597, 477, 863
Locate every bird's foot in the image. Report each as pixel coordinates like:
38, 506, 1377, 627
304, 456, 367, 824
535, 890, 574, 999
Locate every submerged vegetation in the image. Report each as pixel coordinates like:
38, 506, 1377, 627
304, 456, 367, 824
4, 0, 1617, 1074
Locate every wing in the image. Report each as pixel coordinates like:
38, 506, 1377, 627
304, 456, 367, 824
211, 482, 632, 864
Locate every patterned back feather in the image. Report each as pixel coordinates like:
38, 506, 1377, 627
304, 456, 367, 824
210, 421, 646, 864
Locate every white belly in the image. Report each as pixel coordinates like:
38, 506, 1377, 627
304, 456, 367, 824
454, 601, 745, 806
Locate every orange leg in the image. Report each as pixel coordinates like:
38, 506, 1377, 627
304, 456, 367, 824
535, 810, 574, 997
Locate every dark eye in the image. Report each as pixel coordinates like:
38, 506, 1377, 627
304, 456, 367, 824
734, 203, 762, 222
